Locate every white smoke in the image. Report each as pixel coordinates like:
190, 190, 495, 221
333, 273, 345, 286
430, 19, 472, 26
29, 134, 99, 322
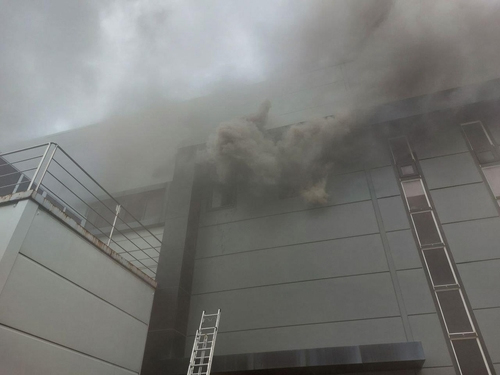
207, 101, 352, 204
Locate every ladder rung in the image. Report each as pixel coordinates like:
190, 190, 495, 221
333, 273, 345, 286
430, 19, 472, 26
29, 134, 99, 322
200, 327, 216, 331
203, 313, 219, 317
195, 341, 213, 345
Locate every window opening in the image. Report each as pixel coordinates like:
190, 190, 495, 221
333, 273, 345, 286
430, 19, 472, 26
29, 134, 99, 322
452, 338, 491, 375
423, 248, 456, 286
436, 289, 474, 334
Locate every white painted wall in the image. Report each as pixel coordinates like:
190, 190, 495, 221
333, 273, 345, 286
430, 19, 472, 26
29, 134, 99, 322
0, 200, 155, 375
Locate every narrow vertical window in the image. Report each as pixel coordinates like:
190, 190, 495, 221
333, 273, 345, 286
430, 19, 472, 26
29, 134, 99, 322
411, 211, 442, 246
208, 183, 236, 210
436, 289, 474, 334
390, 135, 493, 375
402, 180, 430, 211
462, 121, 499, 164
452, 339, 491, 375
482, 165, 500, 204
422, 248, 456, 286
389, 137, 418, 177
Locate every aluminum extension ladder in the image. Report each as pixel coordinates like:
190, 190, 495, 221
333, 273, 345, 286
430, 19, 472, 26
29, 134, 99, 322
187, 309, 221, 375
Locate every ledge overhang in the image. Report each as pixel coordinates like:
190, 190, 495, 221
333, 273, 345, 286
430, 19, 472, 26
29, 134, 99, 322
165, 341, 425, 374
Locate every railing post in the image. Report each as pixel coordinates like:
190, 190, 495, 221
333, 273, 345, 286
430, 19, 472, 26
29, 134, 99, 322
33, 144, 58, 193
27, 143, 52, 191
107, 204, 121, 246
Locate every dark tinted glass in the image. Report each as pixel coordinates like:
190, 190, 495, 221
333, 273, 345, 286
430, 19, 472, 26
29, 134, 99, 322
476, 150, 497, 164
412, 212, 441, 246
390, 137, 413, 164
403, 180, 429, 211
423, 248, 455, 286
463, 123, 492, 151
209, 183, 236, 210
400, 163, 418, 177
483, 166, 500, 198
452, 339, 490, 375
437, 290, 473, 333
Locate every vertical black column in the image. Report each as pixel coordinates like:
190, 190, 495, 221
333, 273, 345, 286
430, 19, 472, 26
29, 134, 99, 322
141, 146, 203, 374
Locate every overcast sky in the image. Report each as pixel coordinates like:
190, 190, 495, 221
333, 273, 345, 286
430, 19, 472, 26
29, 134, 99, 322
1, 0, 500, 149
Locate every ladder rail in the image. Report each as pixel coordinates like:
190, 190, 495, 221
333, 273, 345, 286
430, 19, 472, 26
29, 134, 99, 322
187, 309, 221, 375
205, 309, 221, 375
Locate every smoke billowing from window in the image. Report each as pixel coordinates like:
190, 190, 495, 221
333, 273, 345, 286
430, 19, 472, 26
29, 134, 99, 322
207, 101, 353, 204
205, 0, 500, 204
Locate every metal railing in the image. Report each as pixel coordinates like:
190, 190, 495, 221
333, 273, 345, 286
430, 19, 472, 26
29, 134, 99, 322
0, 143, 162, 279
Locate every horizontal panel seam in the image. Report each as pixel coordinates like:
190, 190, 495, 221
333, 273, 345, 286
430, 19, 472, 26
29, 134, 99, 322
0, 322, 138, 373
186, 315, 403, 336
418, 150, 471, 160
191, 270, 391, 295
407, 312, 436, 317
472, 306, 500, 312
439, 215, 499, 225
198, 199, 373, 228
194, 231, 381, 260
456, 257, 500, 265
427, 181, 484, 191
17, 253, 150, 326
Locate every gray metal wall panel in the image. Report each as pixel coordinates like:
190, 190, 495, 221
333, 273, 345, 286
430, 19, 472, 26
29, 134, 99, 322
0, 324, 136, 375
20, 210, 154, 323
326, 171, 371, 205
420, 152, 482, 189
188, 273, 400, 334
196, 200, 378, 258
412, 122, 469, 160
370, 166, 400, 198
0, 255, 148, 372
457, 260, 500, 309
0, 200, 37, 295
188, 317, 407, 356
430, 183, 498, 223
386, 230, 421, 270
418, 368, 457, 375
409, 314, 453, 368
378, 196, 411, 232
474, 307, 500, 363
397, 269, 435, 315
192, 234, 388, 294
442, 217, 500, 263
198, 171, 370, 227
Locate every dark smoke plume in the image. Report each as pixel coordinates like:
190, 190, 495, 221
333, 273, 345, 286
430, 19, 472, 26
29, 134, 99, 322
207, 101, 352, 204
205, 0, 500, 204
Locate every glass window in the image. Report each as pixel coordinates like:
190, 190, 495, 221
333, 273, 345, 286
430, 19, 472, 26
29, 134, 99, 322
412, 211, 442, 246
423, 248, 456, 286
208, 183, 236, 210
462, 122, 499, 164
437, 289, 473, 334
389, 137, 414, 164
452, 339, 490, 375
463, 122, 492, 151
476, 150, 497, 164
400, 163, 418, 177
482, 165, 500, 198
402, 180, 429, 211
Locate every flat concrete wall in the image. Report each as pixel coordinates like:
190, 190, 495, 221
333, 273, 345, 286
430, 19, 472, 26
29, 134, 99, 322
0, 200, 155, 374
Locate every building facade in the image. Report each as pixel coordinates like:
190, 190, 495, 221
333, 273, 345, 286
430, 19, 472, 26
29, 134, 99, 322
142, 85, 500, 375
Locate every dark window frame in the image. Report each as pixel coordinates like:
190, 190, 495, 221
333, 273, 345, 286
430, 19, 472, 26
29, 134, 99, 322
462, 121, 500, 165
206, 182, 237, 211
436, 288, 475, 335
422, 247, 457, 287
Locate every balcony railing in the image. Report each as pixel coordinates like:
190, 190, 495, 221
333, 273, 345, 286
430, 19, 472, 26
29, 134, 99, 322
0, 143, 162, 279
